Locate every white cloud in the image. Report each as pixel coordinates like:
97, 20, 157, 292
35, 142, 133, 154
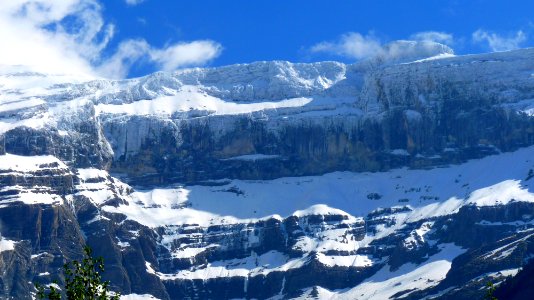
150, 41, 222, 71
410, 31, 454, 45
472, 29, 526, 52
97, 39, 222, 78
125, 0, 145, 6
310, 32, 454, 63
380, 40, 454, 63
0, 0, 222, 78
0, 0, 109, 75
96, 39, 150, 79
310, 32, 382, 60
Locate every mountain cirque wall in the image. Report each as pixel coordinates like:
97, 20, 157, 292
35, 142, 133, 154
1, 49, 534, 184
0, 47, 534, 299
101, 52, 534, 184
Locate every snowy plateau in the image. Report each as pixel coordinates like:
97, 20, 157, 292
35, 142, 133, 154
0, 44, 534, 299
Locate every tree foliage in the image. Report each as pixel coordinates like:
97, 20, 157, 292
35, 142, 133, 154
36, 280, 61, 300
36, 246, 119, 300
484, 281, 498, 300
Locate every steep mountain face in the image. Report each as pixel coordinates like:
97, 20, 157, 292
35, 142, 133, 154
95, 51, 534, 185
0, 47, 533, 299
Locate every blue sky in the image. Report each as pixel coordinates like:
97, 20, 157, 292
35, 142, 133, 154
1, 0, 533, 78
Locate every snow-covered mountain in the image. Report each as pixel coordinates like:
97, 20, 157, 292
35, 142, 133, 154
0, 47, 534, 299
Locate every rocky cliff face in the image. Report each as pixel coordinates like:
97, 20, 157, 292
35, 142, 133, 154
2, 50, 534, 184
0, 47, 534, 299
99, 51, 534, 185
3, 153, 533, 299
0, 155, 84, 299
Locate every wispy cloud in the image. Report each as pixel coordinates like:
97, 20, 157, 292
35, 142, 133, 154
0, 0, 222, 78
97, 39, 222, 78
472, 29, 526, 52
96, 39, 150, 79
150, 41, 222, 72
125, 0, 145, 6
380, 40, 453, 63
310, 32, 382, 60
309, 31, 454, 62
410, 31, 454, 46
